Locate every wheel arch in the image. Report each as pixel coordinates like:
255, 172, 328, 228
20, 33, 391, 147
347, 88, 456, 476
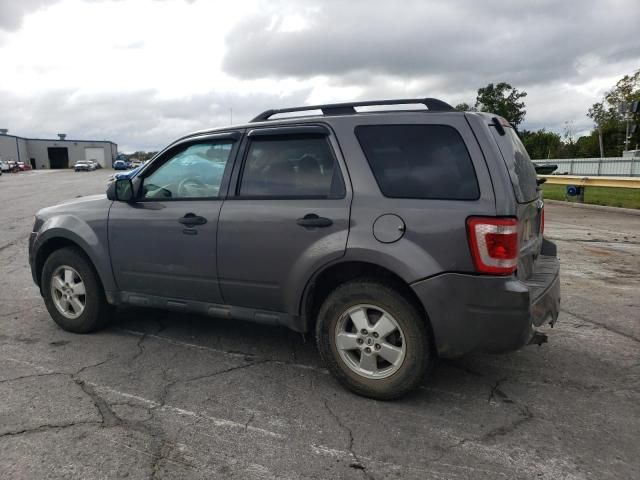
34, 229, 116, 297
300, 260, 435, 347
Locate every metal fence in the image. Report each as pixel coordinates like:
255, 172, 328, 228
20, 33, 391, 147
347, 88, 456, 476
531, 157, 640, 177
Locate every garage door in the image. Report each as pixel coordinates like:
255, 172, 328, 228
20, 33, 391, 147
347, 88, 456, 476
84, 147, 105, 167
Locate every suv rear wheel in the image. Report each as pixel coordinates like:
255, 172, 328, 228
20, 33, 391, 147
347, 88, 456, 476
316, 279, 432, 399
41, 247, 111, 333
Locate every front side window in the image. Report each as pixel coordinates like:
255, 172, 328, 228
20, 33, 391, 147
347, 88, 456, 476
142, 141, 234, 199
355, 125, 480, 200
239, 135, 343, 198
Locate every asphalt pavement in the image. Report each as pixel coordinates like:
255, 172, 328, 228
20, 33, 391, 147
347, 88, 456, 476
1, 169, 638, 479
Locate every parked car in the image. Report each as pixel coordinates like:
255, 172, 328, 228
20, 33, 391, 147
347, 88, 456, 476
114, 165, 141, 180
113, 160, 129, 170
29, 98, 560, 399
17, 162, 32, 171
0, 160, 9, 173
74, 161, 95, 172
6, 161, 20, 172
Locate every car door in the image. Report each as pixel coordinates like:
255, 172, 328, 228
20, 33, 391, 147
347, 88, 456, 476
217, 125, 352, 315
108, 132, 241, 303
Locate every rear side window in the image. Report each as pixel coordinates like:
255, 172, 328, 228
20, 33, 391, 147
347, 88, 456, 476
490, 125, 538, 203
355, 125, 479, 200
239, 135, 345, 198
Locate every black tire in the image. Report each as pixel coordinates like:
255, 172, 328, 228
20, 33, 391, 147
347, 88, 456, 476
316, 279, 432, 400
41, 247, 112, 333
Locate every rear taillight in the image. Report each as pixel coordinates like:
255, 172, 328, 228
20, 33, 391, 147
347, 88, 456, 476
540, 207, 545, 234
466, 217, 518, 275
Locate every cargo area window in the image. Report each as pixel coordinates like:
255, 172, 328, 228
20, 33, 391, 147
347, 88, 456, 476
355, 125, 479, 200
489, 125, 538, 203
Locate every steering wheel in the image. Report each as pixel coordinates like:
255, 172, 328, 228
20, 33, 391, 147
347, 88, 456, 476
177, 177, 207, 197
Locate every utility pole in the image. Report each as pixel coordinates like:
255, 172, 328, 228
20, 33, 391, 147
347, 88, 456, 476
598, 126, 604, 158
624, 116, 631, 152
620, 100, 639, 154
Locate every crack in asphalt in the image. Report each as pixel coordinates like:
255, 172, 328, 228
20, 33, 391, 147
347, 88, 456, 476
0, 372, 65, 384
547, 236, 640, 245
0, 307, 40, 319
0, 420, 102, 438
323, 399, 374, 480
488, 378, 513, 405
120, 327, 329, 374
74, 380, 121, 427
147, 353, 183, 480
562, 308, 640, 343
0, 355, 124, 438
0, 234, 29, 254
74, 356, 116, 378
429, 437, 470, 463
244, 412, 255, 432
129, 316, 169, 364
481, 405, 534, 441
150, 440, 171, 479
131, 352, 271, 476
483, 379, 533, 441
430, 378, 534, 463
179, 360, 268, 387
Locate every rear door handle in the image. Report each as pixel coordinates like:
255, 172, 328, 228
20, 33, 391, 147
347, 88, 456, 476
179, 213, 207, 226
296, 214, 333, 228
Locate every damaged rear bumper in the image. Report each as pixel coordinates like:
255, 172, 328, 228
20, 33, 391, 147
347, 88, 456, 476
411, 245, 560, 358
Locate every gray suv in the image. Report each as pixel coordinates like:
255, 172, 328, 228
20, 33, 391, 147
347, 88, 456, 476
29, 98, 560, 399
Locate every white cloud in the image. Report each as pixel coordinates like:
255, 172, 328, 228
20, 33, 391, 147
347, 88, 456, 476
0, 0, 638, 151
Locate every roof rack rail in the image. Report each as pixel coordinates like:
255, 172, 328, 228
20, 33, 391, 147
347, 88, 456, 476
250, 97, 454, 122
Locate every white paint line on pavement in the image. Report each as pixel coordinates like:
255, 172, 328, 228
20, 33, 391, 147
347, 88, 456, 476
3, 356, 55, 373
119, 328, 329, 374
86, 381, 286, 440
310, 443, 491, 479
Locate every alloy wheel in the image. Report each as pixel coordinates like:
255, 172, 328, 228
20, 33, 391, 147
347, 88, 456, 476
50, 265, 86, 319
334, 304, 406, 379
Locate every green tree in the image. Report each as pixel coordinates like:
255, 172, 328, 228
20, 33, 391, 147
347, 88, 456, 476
574, 133, 601, 158
519, 129, 562, 159
454, 102, 475, 112
587, 70, 640, 156
475, 82, 527, 129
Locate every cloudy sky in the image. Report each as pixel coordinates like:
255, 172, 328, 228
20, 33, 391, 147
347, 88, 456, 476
1, 0, 638, 152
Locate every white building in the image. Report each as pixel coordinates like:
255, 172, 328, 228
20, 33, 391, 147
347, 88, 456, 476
0, 130, 117, 169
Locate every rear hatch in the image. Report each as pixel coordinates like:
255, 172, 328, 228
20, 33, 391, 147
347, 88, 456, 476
489, 117, 543, 281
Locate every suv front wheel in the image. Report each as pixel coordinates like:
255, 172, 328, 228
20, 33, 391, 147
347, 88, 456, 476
316, 279, 432, 399
41, 247, 112, 333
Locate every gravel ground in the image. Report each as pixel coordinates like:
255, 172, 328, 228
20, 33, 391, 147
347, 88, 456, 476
1, 169, 638, 479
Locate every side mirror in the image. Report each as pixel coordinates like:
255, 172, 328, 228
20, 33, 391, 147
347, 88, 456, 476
107, 178, 134, 202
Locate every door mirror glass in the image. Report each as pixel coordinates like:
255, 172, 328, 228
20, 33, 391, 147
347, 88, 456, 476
115, 178, 134, 202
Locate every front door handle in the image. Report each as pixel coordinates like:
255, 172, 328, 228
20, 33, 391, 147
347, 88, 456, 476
296, 213, 333, 228
179, 213, 207, 226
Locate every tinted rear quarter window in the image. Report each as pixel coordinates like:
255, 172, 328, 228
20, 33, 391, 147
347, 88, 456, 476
355, 125, 479, 200
489, 126, 538, 203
